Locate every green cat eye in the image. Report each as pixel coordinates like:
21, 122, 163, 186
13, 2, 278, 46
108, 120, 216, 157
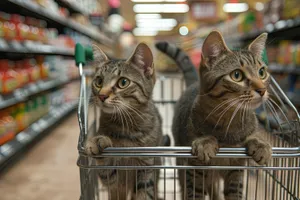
95, 77, 103, 87
258, 67, 267, 79
118, 78, 130, 89
230, 70, 243, 82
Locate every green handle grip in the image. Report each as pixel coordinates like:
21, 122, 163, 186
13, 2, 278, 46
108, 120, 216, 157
75, 43, 94, 67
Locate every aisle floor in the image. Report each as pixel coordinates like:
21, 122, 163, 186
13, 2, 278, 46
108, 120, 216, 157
0, 114, 80, 200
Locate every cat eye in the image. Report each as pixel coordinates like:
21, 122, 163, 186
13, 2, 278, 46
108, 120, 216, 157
258, 67, 267, 79
117, 78, 130, 89
95, 77, 103, 87
230, 70, 243, 82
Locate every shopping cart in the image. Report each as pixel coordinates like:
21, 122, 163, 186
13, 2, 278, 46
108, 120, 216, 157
75, 44, 300, 200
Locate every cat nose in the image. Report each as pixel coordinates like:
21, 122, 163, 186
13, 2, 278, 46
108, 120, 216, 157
255, 88, 266, 97
99, 94, 109, 102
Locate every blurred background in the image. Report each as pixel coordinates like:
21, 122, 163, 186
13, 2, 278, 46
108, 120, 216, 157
0, 0, 299, 199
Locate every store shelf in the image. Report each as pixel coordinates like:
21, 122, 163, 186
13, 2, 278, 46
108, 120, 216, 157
0, 39, 74, 56
3, 0, 113, 47
0, 100, 78, 171
55, 0, 87, 15
226, 17, 300, 42
0, 77, 79, 110
269, 64, 300, 75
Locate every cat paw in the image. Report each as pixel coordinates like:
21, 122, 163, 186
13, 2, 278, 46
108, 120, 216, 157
191, 136, 218, 163
85, 135, 113, 156
246, 139, 272, 165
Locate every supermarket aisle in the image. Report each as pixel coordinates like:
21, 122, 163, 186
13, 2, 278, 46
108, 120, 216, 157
0, 114, 80, 200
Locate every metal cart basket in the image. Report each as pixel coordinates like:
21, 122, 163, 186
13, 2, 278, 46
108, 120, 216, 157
76, 48, 300, 200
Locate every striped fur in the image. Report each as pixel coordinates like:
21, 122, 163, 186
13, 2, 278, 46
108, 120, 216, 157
155, 42, 199, 87
172, 31, 272, 199
85, 43, 163, 200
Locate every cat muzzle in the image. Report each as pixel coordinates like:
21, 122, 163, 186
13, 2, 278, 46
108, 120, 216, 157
255, 88, 266, 97
99, 94, 109, 102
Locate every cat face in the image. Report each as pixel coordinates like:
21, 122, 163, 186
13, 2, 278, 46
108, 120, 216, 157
200, 31, 269, 109
91, 43, 155, 113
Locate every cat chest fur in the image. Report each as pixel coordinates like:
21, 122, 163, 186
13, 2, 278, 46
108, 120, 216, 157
189, 98, 258, 146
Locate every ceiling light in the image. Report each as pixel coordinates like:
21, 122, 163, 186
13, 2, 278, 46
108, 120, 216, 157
255, 2, 264, 11
132, 0, 186, 2
135, 14, 161, 20
136, 18, 177, 27
223, 3, 248, 13
136, 26, 174, 31
133, 4, 189, 13
133, 28, 158, 36
179, 26, 188, 36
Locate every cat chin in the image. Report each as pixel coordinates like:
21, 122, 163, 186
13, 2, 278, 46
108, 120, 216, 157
100, 105, 115, 113
249, 100, 263, 109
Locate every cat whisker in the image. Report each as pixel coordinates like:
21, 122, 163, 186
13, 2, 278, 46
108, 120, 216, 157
268, 98, 291, 128
241, 100, 247, 132
110, 105, 117, 121
225, 100, 245, 137
117, 102, 146, 121
266, 100, 282, 123
203, 96, 241, 123
262, 102, 271, 131
119, 106, 130, 133
115, 106, 125, 134
119, 106, 130, 134
242, 98, 251, 132
122, 102, 144, 115
265, 101, 283, 131
120, 104, 136, 130
213, 99, 241, 132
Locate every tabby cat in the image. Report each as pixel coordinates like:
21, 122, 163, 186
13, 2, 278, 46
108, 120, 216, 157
85, 43, 163, 200
157, 31, 272, 200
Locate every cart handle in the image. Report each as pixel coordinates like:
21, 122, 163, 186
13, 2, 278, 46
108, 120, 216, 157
75, 43, 94, 151
75, 43, 94, 67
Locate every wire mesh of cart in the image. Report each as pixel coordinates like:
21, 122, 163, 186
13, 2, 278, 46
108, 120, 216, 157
75, 47, 300, 200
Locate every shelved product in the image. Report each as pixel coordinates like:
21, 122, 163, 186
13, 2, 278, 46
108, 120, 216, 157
0, 0, 113, 172
266, 41, 300, 75
190, 0, 300, 44
0, 94, 49, 145
0, 99, 78, 170
0, 81, 79, 146
2, 0, 113, 47
55, 0, 88, 15
0, 11, 83, 56
0, 56, 79, 109
276, 41, 300, 65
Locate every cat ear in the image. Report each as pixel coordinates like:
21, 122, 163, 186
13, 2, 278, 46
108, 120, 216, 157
248, 33, 268, 57
202, 31, 231, 63
127, 43, 154, 77
92, 44, 108, 63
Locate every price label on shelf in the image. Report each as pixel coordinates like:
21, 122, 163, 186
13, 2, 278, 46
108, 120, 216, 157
0, 143, 14, 157
31, 123, 41, 133
13, 89, 26, 100
38, 119, 48, 130
11, 40, 24, 51
21, 0, 40, 10
28, 84, 39, 93
16, 132, 31, 144
36, 80, 44, 88
0, 38, 8, 49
